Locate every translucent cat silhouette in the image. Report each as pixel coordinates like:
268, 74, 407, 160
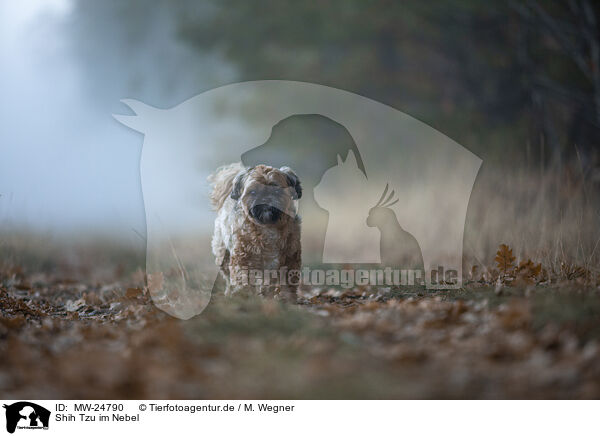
314, 150, 380, 263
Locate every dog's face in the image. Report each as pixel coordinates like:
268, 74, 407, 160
231, 165, 302, 225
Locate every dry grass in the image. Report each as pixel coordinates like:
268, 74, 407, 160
0, 159, 599, 399
465, 160, 600, 275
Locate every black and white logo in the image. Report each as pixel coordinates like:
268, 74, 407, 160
3, 402, 50, 434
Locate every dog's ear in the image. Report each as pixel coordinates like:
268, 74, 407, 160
280, 166, 302, 200
230, 170, 247, 200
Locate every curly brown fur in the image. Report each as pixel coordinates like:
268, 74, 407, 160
208, 162, 245, 211
208, 163, 302, 299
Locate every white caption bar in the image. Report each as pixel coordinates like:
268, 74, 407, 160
1, 400, 597, 436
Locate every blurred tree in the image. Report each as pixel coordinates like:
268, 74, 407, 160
175, 0, 599, 167
513, 0, 600, 171
69, 0, 600, 171
177, 0, 527, 159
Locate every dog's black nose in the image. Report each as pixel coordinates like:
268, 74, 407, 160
250, 204, 282, 224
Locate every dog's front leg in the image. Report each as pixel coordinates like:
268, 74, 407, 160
227, 252, 256, 295
279, 241, 301, 301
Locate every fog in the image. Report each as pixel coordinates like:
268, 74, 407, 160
2, 1, 598, 271
0, 0, 233, 242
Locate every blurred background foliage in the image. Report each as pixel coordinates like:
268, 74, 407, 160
2, 0, 598, 269
72, 0, 600, 171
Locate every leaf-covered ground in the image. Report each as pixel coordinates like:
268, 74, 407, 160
1, 256, 599, 400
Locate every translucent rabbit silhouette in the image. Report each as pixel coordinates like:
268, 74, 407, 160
366, 184, 424, 271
